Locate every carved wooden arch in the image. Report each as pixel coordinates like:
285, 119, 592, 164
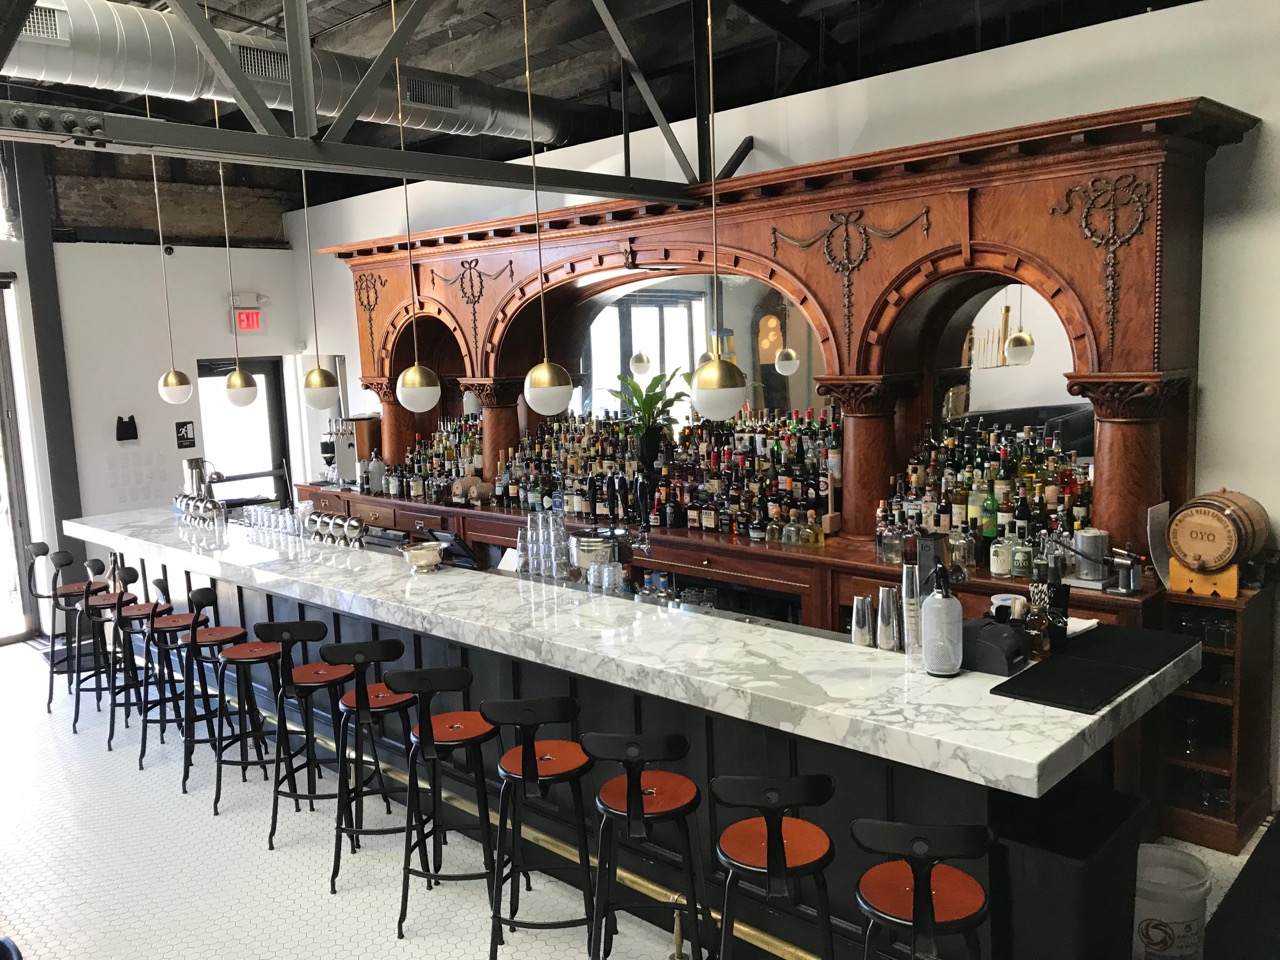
858, 242, 1100, 377
376, 296, 476, 379
482, 242, 843, 378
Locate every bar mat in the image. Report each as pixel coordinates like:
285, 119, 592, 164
1055, 624, 1199, 674
990, 655, 1147, 714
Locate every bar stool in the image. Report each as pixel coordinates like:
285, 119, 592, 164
711, 774, 836, 960
212, 628, 280, 814
851, 820, 991, 960
263, 620, 350, 851
24, 542, 50, 644
134, 579, 190, 770
581, 732, 716, 960
72, 560, 136, 734
384, 667, 497, 939
480, 696, 594, 960
320, 638, 414, 894
102, 566, 146, 750
38, 547, 105, 712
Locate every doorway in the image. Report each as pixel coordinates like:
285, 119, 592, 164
196, 357, 293, 507
0, 276, 32, 642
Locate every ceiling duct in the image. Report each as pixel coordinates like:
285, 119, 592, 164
1, 0, 601, 144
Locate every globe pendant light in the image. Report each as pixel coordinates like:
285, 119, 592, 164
518, 0, 573, 418
146, 98, 192, 404
389, 0, 441, 414
1004, 284, 1036, 365
629, 352, 651, 377
299, 171, 340, 410
774, 347, 801, 376
690, 0, 747, 422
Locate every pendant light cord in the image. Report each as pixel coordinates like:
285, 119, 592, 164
520, 0, 550, 363
301, 171, 322, 369
390, 0, 422, 370
206, 2, 240, 369
145, 96, 177, 372
705, 0, 720, 360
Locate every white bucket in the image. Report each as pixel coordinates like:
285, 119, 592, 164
1133, 844, 1212, 960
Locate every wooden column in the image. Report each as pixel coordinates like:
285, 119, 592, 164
460, 377, 524, 482
1066, 373, 1188, 554
817, 376, 910, 539
361, 377, 416, 466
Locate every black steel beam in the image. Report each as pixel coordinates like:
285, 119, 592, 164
728, 0, 850, 76
717, 135, 754, 179
0, 99, 692, 204
283, 0, 317, 139
589, 0, 698, 184
322, 0, 432, 144
165, 0, 289, 138
0, 1, 36, 69
689, 0, 712, 182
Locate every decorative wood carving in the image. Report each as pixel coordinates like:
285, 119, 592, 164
353, 273, 387, 366
458, 377, 525, 408
1066, 373, 1188, 421
431, 259, 514, 361
814, 375, 913, 417
360, 376, 397, 404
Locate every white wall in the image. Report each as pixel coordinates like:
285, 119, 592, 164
54, 243, 304, 519
968, 286, 1076, 413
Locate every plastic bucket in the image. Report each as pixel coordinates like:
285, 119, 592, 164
1133, 844, 1211, 960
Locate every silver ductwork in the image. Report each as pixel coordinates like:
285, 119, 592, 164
2, 0, 598, 144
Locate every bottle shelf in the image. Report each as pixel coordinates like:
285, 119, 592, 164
1165, 745, 1232, 777
1173, 681, 1234, 706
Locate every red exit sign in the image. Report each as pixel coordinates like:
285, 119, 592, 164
235, 309, 263, 332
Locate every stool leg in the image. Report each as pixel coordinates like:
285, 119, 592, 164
166, 645, 184, 728
590, 817, 613, 960
398, 741, 420, 940
46, 602, 58, 713
302, 695, 319, 806
71, 612, 85, 733
181, 645, 197, 793
91, 619, 105, 710
862, 919, 877, 960
214, 661, 230, 815
571, 777, 595, 950
235, 667, 250, 784
199, 656, 218, 746
430, 755, 445, 873
106, 623, 121, 750
508, 786, 525, 927
269, 686, 287, 850
331, 713, 350, 894
352, 719, 367, 849
245, 672, 271, 776
963, 927, 982, 959
138, 639, 155, 770
720, 871, 740, 960
689, 816, 717, 956
366, 732, 393, 817
489, 779, 512, 959
813, 871, 834, 960
470, 743, 495, 896
276, 688, 300, 814
675, 816, 704, 960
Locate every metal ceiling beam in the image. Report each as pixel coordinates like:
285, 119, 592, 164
589, 0, 697, 184
0, 1, 38, 69
717, 135, 754, 179
165, 0, 289, 137
728, 0, 850, 75
322, 0, 432, 144
0, 99, 691, 203
283, 0, 317, 138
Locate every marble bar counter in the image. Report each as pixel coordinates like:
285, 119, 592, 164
65, 507, 1198, 800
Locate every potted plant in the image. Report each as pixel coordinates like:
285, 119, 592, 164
609, 370, 689, 472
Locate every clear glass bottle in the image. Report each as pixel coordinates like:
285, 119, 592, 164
800, 509, 825, 546
989, 521, 1015, 579
921, 560, 964, 678
1011, 528, 1034, 579
782, 508, 804, 544
765, 511, 785, 543
881, 515, 904, 565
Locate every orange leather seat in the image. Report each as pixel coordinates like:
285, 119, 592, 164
340, 682, 413, 711
718, 816, 831, 870
220, 641, 282, 663
178, 625, 246, 645
415, 710, 494, 745
86, 591, 136, 609
58, 580, 107, 598
292, 662, 354, 686
153, 613, 209, 632
858, 860, 986, 924
119, 602, 173, 620
598, 770, 699, 816
498, 739, 590, 780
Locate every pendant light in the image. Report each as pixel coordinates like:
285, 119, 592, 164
146, 97, 192, 405
518, 0, 574, 417
299, 172, 340, 410
774, 347, 800, 376
210, 95, 257, 407
389, 0, 441, 414
629, 352, 651, 377
689, 0, 748, 422
1004, 284, 1036, 365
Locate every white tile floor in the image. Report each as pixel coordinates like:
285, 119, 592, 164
0, 640, 1268, 960
0, 643, 671, 960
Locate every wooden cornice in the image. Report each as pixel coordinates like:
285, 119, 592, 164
321, 97, 1258, 263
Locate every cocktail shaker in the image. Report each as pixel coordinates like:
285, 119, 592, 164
876, 586, 901, 652
851, 596, 875, 647
901, 563, 922, 665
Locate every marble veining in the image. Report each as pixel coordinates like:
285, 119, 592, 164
65, 508, 1199, 798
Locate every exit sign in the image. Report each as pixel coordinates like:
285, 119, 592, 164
231, 308, 264, 333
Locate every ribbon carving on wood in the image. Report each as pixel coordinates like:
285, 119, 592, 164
1051, 174, 1152, 366
431, 259, 515, 360
772, 207, 931, 357
353, 272, 387, 367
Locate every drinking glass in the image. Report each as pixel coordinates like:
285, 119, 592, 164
515, 530, 530, 573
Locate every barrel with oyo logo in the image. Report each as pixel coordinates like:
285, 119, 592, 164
1133, 844, 1211, 960
1166, 488, 1271, 573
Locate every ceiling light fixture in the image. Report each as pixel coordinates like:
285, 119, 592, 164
390, 0, 441, 415
1004, 284, 1036, 365
629, 352, 651, 377
689, 0, 748, 422
774, 347, 800, 376
518, 0, 573, 417
299, 171, 341, 410
146, 97, 192, 405
211, 94, 257, 408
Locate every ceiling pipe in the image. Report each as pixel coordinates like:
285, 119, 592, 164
2, 0, 604, 144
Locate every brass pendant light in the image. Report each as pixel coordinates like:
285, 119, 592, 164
518, 0, 574, 417
299, 171, 340, 410
1004, 283, 1036, 365
774, 347, 800, 376
689, 0, 748, 422
146, 97, 193, 405
629, 352, 652, 377
390, 0, 441, 414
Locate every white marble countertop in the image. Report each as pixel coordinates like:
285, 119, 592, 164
66, 508, 1198, 798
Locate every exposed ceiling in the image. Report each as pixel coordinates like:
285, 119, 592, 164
4, 0, 1202, 207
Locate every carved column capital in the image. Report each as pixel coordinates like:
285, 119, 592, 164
360, 376, 398, 405
459, 377, 525, 408
814, 375, 915, 417
1065, 372, 1188, 421
440, 377, 466, 403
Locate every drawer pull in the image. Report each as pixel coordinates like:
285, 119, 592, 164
369, 512, 379, 522
415, 520, 425, 531
702, 558, 711, 567
319, 499, 329, 508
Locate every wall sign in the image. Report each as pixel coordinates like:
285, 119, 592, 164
176, 421, 195, 450
232, 308, 264, 333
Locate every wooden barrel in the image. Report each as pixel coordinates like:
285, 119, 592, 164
1167, 489, 1271, 572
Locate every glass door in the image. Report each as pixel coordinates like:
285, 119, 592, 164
196, 357, 293, 507
0, 277, 31, 642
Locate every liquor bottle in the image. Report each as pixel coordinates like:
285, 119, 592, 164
1011, 526, 1034, 580
989, 522, 1015, 579
765, 510, 785, 543
801, 509, 825, 547
937, 479, 953, 534
996, 487, 1015, 537
881, 514, 904, 565
368, 449, 386, 495
781, 508, 804, 545
1014, 484, 1033, 540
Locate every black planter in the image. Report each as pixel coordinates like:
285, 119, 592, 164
638, 426, 664, 474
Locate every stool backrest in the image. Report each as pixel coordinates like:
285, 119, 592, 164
850, 820, 991, 953
480, 696, 579, 799
109, 567, 139, 619
77, 559, 106, 611
319, 638, 404, 719
25, 542, 49, 601
712, 774, 835, 898
386, 667, 473, 757
581, 732, 690, 839
48, 551, 73, 608
153, 579, 170, 604
256, 620, 329, 698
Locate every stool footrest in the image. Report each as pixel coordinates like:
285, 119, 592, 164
493, 916, 589, 932
336, 823, 410, 838
406, 866, 489, 883
275, 786, 340, 801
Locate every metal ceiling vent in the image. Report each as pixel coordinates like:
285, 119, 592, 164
1, 0, 586, 144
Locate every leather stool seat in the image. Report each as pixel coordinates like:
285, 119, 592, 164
292, 661, 353, 686
718, 816, 832, 871
153, 613, 209, 632
58, 580, 107, 598
179, 625, 245, 645
340, 681, 412, 712
598, 770, 699, 817
415, 710, 494, 745
120, 602, 173, 620
87, 591, 136, 610
857, 860, 987, 925
498, 739, 590, 780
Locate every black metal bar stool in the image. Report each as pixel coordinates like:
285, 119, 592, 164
263, 620, 351, 850
581, 732, 717, 960
480, 696, 594, 960
102, 566, 147, 751
24, 542, 51, 644
212, 629, 280, 814
851, 820, 991, 960
711, 774, 836, 960
38, 547, 106, 713
320, 638, 414, 894
384, 667, 497, 939
135, 579, 195, 770
72, 560, 136, 734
